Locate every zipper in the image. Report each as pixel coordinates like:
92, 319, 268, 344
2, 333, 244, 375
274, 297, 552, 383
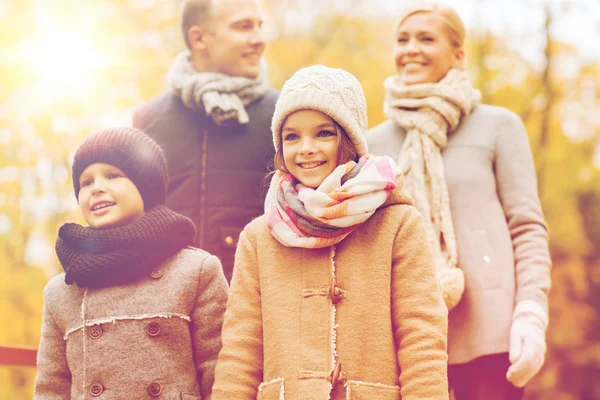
199, 129, 208, 248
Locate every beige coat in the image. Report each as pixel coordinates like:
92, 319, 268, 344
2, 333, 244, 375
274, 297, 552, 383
367, 104, 552, 364
34, 247, 228, 400
212, 188, 449, 400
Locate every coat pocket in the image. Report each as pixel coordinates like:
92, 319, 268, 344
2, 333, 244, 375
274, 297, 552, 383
466, 228, 501, 290
257, 378, 285, 400
180, 393, 201, 400
346, 380, 401, 400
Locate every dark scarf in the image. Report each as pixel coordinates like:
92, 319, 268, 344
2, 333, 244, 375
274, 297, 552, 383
56, 206, 195, 288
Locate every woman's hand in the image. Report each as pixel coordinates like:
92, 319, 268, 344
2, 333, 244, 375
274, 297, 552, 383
506, 300, 548, 388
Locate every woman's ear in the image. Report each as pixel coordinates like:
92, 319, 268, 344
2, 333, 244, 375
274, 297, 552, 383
453, 48, 465, 69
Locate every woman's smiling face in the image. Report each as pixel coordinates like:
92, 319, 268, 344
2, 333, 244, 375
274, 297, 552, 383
394, 11, 463, 85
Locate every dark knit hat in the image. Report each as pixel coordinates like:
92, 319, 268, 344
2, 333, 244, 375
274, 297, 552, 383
72, 127, 168, 210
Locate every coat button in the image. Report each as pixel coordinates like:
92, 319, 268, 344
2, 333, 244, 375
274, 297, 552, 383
148, 382, 162, 397
329, 363, 346, 388
329, 277, 343, 304
90, 381, 104, 396
150, 268, 164, 279
224, 235, 234, 246
146, 322, 161, 337
88, 324, 103, 339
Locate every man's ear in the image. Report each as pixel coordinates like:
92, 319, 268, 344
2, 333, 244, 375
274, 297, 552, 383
188, 25, 209, 51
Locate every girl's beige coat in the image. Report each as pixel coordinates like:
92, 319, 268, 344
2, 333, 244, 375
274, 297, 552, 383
34, 247, 228, 400
212, 188, 449, 400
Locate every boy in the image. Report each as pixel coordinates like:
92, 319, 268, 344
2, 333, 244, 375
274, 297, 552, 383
34, 127, 228, 399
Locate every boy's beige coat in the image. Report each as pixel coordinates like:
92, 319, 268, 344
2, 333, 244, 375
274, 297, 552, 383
212, 188, 449, 400
34, 248, 228, 400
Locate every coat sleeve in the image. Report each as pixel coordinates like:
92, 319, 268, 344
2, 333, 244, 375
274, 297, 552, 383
191, 255, 229, 400
132, 106, 147, 130
211, 231, 263, 399
495, 111, 551, 313
34, 294, 72, 399
391, 208, 449, 400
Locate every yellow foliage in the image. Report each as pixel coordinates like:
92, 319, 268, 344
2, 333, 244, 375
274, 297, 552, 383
1, 1, 599, 399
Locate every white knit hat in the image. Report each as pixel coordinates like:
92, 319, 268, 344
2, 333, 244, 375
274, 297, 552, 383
271, 65, 368, 156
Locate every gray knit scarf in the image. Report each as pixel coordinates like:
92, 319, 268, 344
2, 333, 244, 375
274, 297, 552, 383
167, 51, 269, 126
384, 68, 481, 310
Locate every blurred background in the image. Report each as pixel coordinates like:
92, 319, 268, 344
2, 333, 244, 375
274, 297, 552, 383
1, 0, 599, 398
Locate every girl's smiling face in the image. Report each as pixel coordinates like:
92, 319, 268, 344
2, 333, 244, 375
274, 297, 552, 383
281, 109, 341, 188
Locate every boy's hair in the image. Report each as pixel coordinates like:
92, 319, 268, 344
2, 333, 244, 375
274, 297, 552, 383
72, 127, 168, 210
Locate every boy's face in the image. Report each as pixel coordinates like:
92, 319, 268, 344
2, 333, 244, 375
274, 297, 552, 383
78, 163, 145, 229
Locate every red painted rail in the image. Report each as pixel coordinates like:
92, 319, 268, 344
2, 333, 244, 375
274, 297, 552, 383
0, 345, 37, 366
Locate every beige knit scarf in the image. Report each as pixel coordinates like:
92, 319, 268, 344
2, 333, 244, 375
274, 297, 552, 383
383, 68, 481, 310
167, 51, 269, 126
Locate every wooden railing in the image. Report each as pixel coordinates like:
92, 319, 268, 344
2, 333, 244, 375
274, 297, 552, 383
0, 345, 37, 366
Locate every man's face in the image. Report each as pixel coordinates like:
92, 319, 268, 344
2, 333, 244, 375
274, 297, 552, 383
202, 0, 265, 79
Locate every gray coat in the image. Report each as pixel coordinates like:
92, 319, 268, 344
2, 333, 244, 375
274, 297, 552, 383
367, 104, 551, 364
34, 247, 228, 399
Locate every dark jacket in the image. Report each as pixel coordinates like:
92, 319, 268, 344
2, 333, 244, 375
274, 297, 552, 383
133, 89, 278, 281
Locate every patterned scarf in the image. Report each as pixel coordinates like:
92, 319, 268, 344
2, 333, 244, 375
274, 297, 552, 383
56, 206, 195, 288
265, 155, 397, 248
383, 68, 481, 310
167, 51, 269, 126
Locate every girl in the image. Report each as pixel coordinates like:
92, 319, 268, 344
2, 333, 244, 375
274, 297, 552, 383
212, 65, 449, 400
34, 127, 228, 399
367, 2, 551, 399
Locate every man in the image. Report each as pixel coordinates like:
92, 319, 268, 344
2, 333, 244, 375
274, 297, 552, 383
133, 0, 278, 282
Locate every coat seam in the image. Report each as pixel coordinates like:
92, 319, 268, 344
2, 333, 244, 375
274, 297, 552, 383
81, 289, 87, 396
330, 245, 339, 399
63, 312, 192, 340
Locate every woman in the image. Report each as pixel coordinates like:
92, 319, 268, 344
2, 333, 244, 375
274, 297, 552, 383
367, 2, 551, 399
212, 65, 449, 399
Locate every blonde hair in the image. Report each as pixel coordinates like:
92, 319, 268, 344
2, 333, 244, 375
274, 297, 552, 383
395, 1, 466, 49
273, 120, 359, 174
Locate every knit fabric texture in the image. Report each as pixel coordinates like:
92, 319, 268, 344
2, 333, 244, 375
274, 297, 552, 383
167, 51, 270, 126
35, 247, 228, 399
271, 65, 368, 156
212, 189, 450, 400
383, 68, 481, 310
72, 126, 168, 210
264, 155, 397, 248
56, 205, 195, 288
